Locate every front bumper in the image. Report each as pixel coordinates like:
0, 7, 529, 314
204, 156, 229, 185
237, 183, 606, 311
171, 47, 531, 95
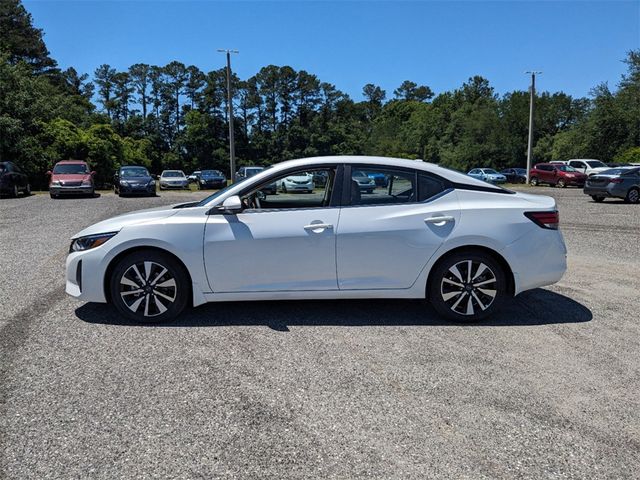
160, 182, 188, 189
50, 185, 93, 195
284, 182, 313, 191
119, 183, 155, 194
199, 180, 226, 189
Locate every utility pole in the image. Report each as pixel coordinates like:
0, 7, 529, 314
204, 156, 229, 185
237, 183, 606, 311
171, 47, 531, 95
525, 71, 542, 184
218, 49, 239, 182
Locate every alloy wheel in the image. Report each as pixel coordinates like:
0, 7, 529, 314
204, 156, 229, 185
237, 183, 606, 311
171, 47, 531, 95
119, 261, 177, 317
530, 177, 538, 186
627, 188, 639, 204
440, 260, 497, 316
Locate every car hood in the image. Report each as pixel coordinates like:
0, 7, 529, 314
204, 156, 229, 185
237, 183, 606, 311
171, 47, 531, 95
120, 175, 153, 183
201, 175, 224, 180
589, 167, 610, 174
51, 173, 92, 183
71, 205, 180, 239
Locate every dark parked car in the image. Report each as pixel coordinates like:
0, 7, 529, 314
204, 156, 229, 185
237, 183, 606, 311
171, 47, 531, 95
0, 161, 30, 197
114, 165, 156, 196
195, 170, 227, 189
500, 168, 527, 184
48, 160, 95, 198
529, 163, 587, 188
584, 167, 640, 203
352, 170, 376, 193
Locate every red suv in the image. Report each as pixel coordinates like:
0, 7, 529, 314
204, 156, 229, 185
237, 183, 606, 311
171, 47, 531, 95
47, 160, 95, 199
529, 163, 587, 188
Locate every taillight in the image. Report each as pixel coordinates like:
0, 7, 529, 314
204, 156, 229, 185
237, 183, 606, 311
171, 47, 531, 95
609, 178, 623, 184
525, 211, 559, 230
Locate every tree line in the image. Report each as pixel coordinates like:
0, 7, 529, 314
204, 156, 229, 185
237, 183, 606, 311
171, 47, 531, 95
1, 0, 638, 189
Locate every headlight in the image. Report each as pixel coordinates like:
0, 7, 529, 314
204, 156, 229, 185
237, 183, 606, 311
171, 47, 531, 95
82, 179, 92, 186
148, 179, 155, 186
120, 180, 129, 186
69, 232, 118, 253
50, 180, 61, 186
200, 179, 206, 184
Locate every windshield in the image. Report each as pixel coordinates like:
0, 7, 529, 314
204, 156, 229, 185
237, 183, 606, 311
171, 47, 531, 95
121, 167, 149, 177
245, 168, 263, 177
483, 169, 499, 174
587, 160, 607, 168
163, 171, 185, 178
201, 170, 222, 176
53, 163, 88, 174
557, 165, 577, 172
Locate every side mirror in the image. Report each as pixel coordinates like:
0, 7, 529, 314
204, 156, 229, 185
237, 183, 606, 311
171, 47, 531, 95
219, 195, 242, 213
46, 171, 52, 176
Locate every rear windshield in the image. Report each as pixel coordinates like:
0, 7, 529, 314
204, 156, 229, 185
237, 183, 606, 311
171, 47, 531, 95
483, 169, 499, 174
53, 163, 88, 174
121, 167, 149, 177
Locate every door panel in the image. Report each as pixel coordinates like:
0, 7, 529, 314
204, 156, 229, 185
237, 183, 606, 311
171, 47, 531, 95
204, 208, 340, 292
336, 192, 460, 290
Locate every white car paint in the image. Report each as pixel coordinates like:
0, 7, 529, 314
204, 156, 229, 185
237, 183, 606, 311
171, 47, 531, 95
557, 159, 610, 176
66, 156, 567, 318
278, 173, 314, 192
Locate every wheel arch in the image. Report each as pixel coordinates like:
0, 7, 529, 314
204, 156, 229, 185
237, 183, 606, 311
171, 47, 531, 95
425, 245, 515, 299
103, 246, 194, 307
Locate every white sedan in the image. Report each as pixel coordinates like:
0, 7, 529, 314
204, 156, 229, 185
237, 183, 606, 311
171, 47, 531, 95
66, 156, 567, 323
278, 172, 314, 193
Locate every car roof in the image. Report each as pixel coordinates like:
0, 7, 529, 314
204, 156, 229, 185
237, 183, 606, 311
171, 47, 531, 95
121, 165, 146, 169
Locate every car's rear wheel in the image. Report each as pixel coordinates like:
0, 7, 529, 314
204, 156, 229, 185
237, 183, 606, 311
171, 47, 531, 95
592, 195, 605, 203
529, 176, 538, 186
626, 188, 639, 204
428, 251, 507, 322
109, 250, 190, 323
557, 179, 566, 188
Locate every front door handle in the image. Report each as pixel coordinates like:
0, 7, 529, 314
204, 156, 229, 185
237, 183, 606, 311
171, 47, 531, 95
424, 215, 455, 225
304, 223, 333, 232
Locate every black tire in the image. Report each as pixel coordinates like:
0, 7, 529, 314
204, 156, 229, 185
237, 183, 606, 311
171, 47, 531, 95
50, 193, 57, 199
23, 184, 31, 196
529, 176, 539, 186
11, 185, 19, 198
625, 187, 640, 204
428, 250, 507, 322
557, 179, 566, 188
592, 195, 605, 203
109, 250, 190, 323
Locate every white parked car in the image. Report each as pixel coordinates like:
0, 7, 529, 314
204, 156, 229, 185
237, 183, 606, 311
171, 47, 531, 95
467, 168, 507, 184
278, 172, 314, 193
159, 170, 189, 190
554, 159, 610, 176
65, 156, 567, 323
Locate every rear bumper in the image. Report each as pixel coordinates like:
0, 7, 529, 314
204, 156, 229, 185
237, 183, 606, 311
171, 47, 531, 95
583, 185, 625, 198
503, 227, 567, 295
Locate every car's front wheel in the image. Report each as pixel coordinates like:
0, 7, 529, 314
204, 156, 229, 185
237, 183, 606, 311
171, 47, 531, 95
529, 176, 538, 186
109, 250, 190, 323
428, 251, 507, 322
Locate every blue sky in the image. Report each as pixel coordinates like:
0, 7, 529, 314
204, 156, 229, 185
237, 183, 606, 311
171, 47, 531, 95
24, 1, 640, 100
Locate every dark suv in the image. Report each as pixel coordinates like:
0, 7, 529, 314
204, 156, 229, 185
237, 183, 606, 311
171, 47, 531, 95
529, 163, 587, 188
0, 161, 30, 197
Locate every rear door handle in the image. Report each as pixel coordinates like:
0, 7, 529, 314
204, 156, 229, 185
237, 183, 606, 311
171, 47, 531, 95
304, 223, 333, 232
424, 215, 455, 225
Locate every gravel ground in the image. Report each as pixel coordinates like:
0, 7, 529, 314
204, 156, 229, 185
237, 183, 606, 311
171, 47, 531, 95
1, 187, 638, 479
